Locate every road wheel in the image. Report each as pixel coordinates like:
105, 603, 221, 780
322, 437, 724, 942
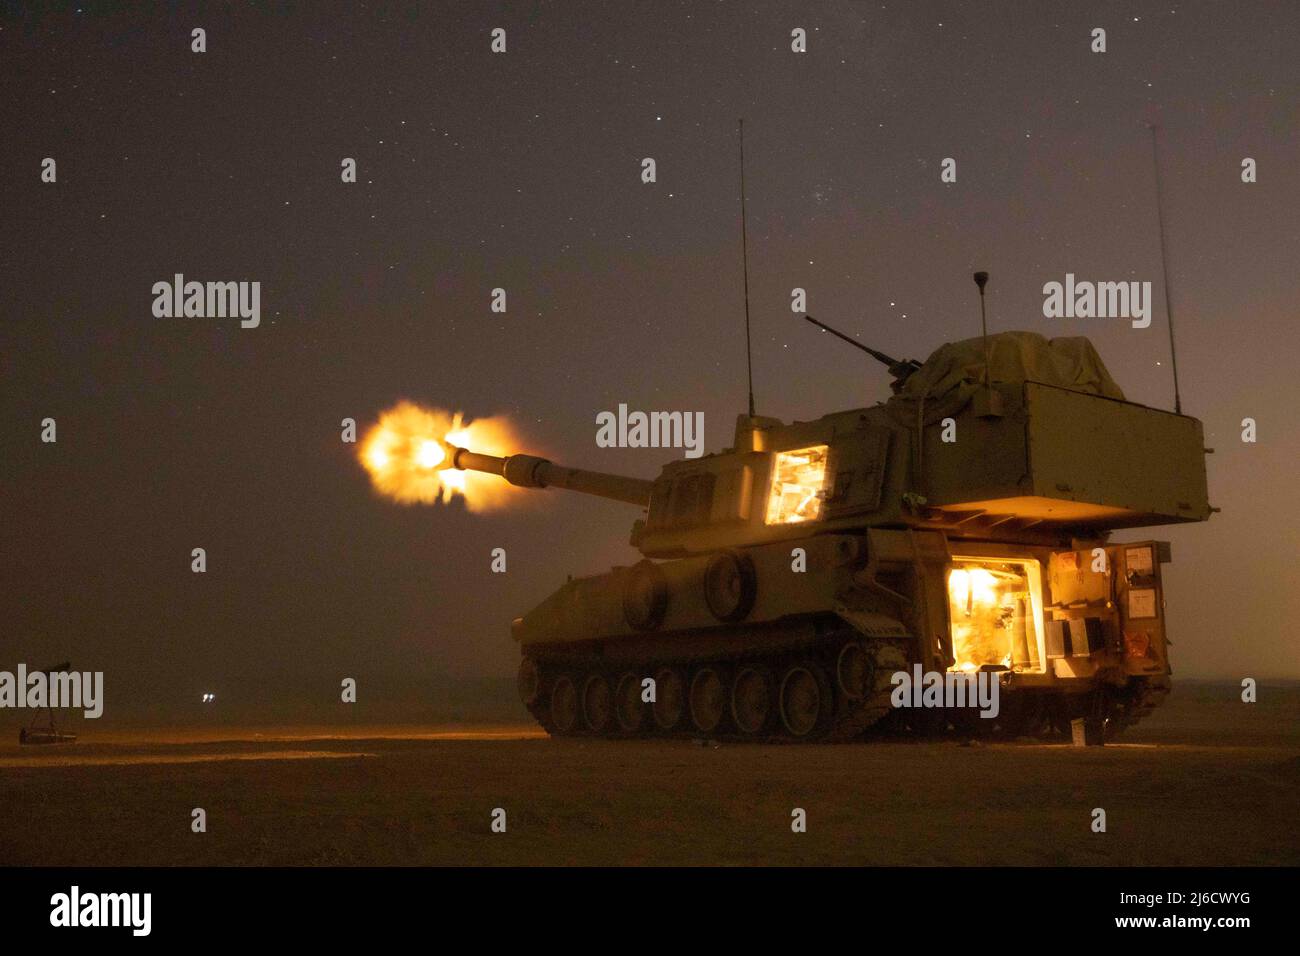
623, 561, 669, 630
517, 657, 540, 706
778, 662, 832, 739
731, 666, 773, 735
652, 667, 686, 731
689, 666, 728, 735
614, 672, 644, 733
550, 675, 579, 734
702, 551, 757, 622
836, 641, 871, 700
582, 674, 612, 733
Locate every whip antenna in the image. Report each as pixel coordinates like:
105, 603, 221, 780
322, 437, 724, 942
738, 119, 756, 417
974, 271, 991, 386
1146, 122, 1184, 415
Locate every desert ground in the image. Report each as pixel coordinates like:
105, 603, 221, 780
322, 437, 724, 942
1, 681, 1295, 866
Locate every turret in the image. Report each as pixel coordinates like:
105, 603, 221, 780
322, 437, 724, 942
447, 330, 1211, 560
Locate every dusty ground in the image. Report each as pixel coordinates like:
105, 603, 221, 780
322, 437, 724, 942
1, 682, 1295, 866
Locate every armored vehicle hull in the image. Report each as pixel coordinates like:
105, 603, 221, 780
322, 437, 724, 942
512, 529, 1174, 742
461, 332, 1209, 742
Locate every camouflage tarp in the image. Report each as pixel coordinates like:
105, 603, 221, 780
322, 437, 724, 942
885, 331, 1124, 427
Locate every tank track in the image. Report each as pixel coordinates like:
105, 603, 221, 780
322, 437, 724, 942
872, 674, 1171, 742
522, 633, 1170, 744
1101, 676, 1170, 739
522, 627, 912, 743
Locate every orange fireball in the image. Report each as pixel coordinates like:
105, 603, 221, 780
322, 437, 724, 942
358, 401, 525, 511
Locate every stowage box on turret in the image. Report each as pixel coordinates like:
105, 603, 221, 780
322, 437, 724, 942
451, 331, 1211, 741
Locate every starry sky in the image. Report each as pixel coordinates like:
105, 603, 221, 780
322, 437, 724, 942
2, 1, 1297, 722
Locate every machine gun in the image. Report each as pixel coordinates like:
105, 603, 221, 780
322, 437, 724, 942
803, 315, 922, 389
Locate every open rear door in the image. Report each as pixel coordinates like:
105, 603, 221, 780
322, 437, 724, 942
1045, 541, 1171, 678
1112, 541, 1171, 677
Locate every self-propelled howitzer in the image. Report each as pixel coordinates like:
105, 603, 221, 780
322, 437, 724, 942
451, 330, 1212, 743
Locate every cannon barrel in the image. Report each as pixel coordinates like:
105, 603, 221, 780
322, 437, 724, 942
449, 447, 653, 507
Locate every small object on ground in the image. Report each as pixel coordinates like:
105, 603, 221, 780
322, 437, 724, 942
1070, 717, 1105, 747
18, 661, 79, 746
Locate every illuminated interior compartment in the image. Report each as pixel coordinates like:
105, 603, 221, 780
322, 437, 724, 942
763, 445, 829, 525
946, 557, 1045, 673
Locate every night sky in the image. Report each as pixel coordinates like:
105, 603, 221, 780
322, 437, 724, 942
3, 1, 1297, 722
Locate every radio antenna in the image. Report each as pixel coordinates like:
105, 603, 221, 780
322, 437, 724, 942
1146, 122, 1184, 415
738, 118, 756, 417
974, 271, 991, 386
